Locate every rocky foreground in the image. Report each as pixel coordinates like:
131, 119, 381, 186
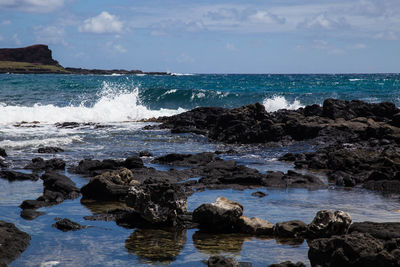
1, 99, 400, 266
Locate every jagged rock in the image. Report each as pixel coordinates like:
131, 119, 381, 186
306, 210, 352, 238
268, 261, 306, 267
236, 216, 274, 235
71, 157, 143, 176
192, 197, 243, 232
52, 218, 87, 231
0, 148, 7, 157
125, 179, 187, 226
0, 220, 30, 266
251, 191, 268, 197
274, 220, 307, 238
308, 233, 399, 267
38, 146, 64, 153
139, 150, 152, 157
0, 170, 38, 181
24, 157, 65, 170
207, 255, 239, 267
81, 168, 136, 201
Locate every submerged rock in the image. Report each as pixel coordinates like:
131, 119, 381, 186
251, 191, 268, 198
192, 232, 248, 254
152, 152, 217, 166
207, 255, 239, 267
268, 261, 306, 267
139, 150, 152, 157
0, 148, 7, 157
0, 220, 30, 266
20, 209, 45, 220
306, 210, 352, 238
125, 228, 186, 264
52, 218, 88, 231
193, 197, 243, 232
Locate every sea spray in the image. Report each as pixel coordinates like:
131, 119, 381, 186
262, 95, 304, 112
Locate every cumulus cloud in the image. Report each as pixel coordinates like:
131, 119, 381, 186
298, 13, 349, 30
0, 0, 64, 13
34, 25, 67, 45
79, 11, 123, 34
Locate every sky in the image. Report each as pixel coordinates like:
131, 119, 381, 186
0, 0, 399, 73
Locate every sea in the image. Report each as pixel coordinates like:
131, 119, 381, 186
1, 73, 400, 266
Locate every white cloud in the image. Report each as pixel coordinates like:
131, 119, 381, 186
249, 11, 285, 24
79, 11, 123, 34
0, 0, 64, 13
298, 13, 349, 30
105, 41, 127, 53
348, 43, 367, 49
34, 25, 67, 45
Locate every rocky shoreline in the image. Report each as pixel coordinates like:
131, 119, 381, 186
1, 98, 400, 266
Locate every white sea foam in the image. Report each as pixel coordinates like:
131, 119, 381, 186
349, 78, 362, 82
171, 73, 194, 76
262, 96, 304, 112
0, 136, 83, 149
0, 83, 185, 125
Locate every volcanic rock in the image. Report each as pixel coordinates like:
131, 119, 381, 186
24, 157, 66, 171
207, 255, 239, 267
52, 218, 88, 232
0, 220, 30, 266
306, 210, 352, 238
236, 216, 274, 235
274, 220, 307, 238
38, 146, 64, 153
0, 170, 38, 181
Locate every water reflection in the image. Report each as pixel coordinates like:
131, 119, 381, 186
125, 228, 187, 264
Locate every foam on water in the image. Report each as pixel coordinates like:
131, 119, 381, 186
262, 95, 304, 112
0, 82, 185, 124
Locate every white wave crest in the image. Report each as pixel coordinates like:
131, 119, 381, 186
262, 96, 304, 112
0, 83, 185, 125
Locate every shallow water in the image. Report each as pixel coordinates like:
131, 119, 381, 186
1, 73, 400, 266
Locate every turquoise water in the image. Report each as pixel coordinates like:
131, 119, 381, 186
1, 73, 400, 266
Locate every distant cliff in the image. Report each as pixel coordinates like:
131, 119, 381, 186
0, 44, 60, 66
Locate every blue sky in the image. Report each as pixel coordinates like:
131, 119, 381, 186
0, 0, 399, 73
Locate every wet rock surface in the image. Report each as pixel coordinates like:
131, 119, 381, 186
274, 220, 307, 238
0, 170, 38, 181
207, 255, 240, 267
52, 218, 88, 231
37, 146, 64, 153
268, 261, 306, 267
0, 148, 7, 157
0, 220, 30, 266
24, 157, 66, 171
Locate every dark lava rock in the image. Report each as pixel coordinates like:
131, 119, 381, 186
0, 220, 30, 266
306, 210, 352, 239
236, 216, 274, 235
124, 156, 144, 169
52, 218, 87, 231
152, 152, 217, 167
0, 159, 7, 168
192, 197, 243, 232
308, 233, 399, 267
81, 168, 136, 201
38, 146, 64, 153
268, 261, 306, 267
24, 157, 66, 170
0, 148, 7, 157
55, 122, 80, 128
0, 170, 38, 181
20, 209, 45, 220
139, 150, 152, 157
348, 222, 400, 240
207, 255, 239, 267
19, 199, 46, 210
251, 191, 268, 197
0, 44, 60, 65
125, 179, 187, 226
125, 228, 186, 264
274, 220, 307, 238
71, 157, 143, 176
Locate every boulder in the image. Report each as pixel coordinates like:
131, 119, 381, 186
0, 220, 30, 266
124, 156, 144, 169
308, 233, 398, 267
41, 172, 80, 201
24, 157, 65, 170
38, 146, 64, 153
126, 179, 187, 226
348, 222, 400, 240
192, 197, 243, 232
139, 150, 153, 157
81, 168, 136, 201
52, 218, 88, 231
20, 209, 45, 220
251, 191, 268, 197
236, 216, 274, 235
0, 170, 38, 181
306, 210, 352, 238
207, 255, 239, 267
152, 152, 217, 166
274, 220, 307, 238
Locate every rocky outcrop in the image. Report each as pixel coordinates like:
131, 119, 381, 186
348, 222, 400, 240
193, 197, 243, 232
0, 44, 60, 65
274, 220, 307, 238
125, 179, 187, 226
38, 146, 64, 153
306, 210, 352, 238
152, 152, 217, 166
70, 157, 143, 176
0, 220, 30, 266
0, 170, 38, 181
24, 157, 66, 171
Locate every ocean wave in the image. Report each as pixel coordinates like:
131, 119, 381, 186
0, 136, 83, 149
349, 78, 362, 82
262, 96, 304, 112
171, 73, 194, 76
0, 83, 185, 124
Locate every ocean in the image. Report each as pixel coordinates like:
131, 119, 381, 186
1, 73, 400, 266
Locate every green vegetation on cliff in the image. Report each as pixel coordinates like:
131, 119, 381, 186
0, 61, 69, 74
